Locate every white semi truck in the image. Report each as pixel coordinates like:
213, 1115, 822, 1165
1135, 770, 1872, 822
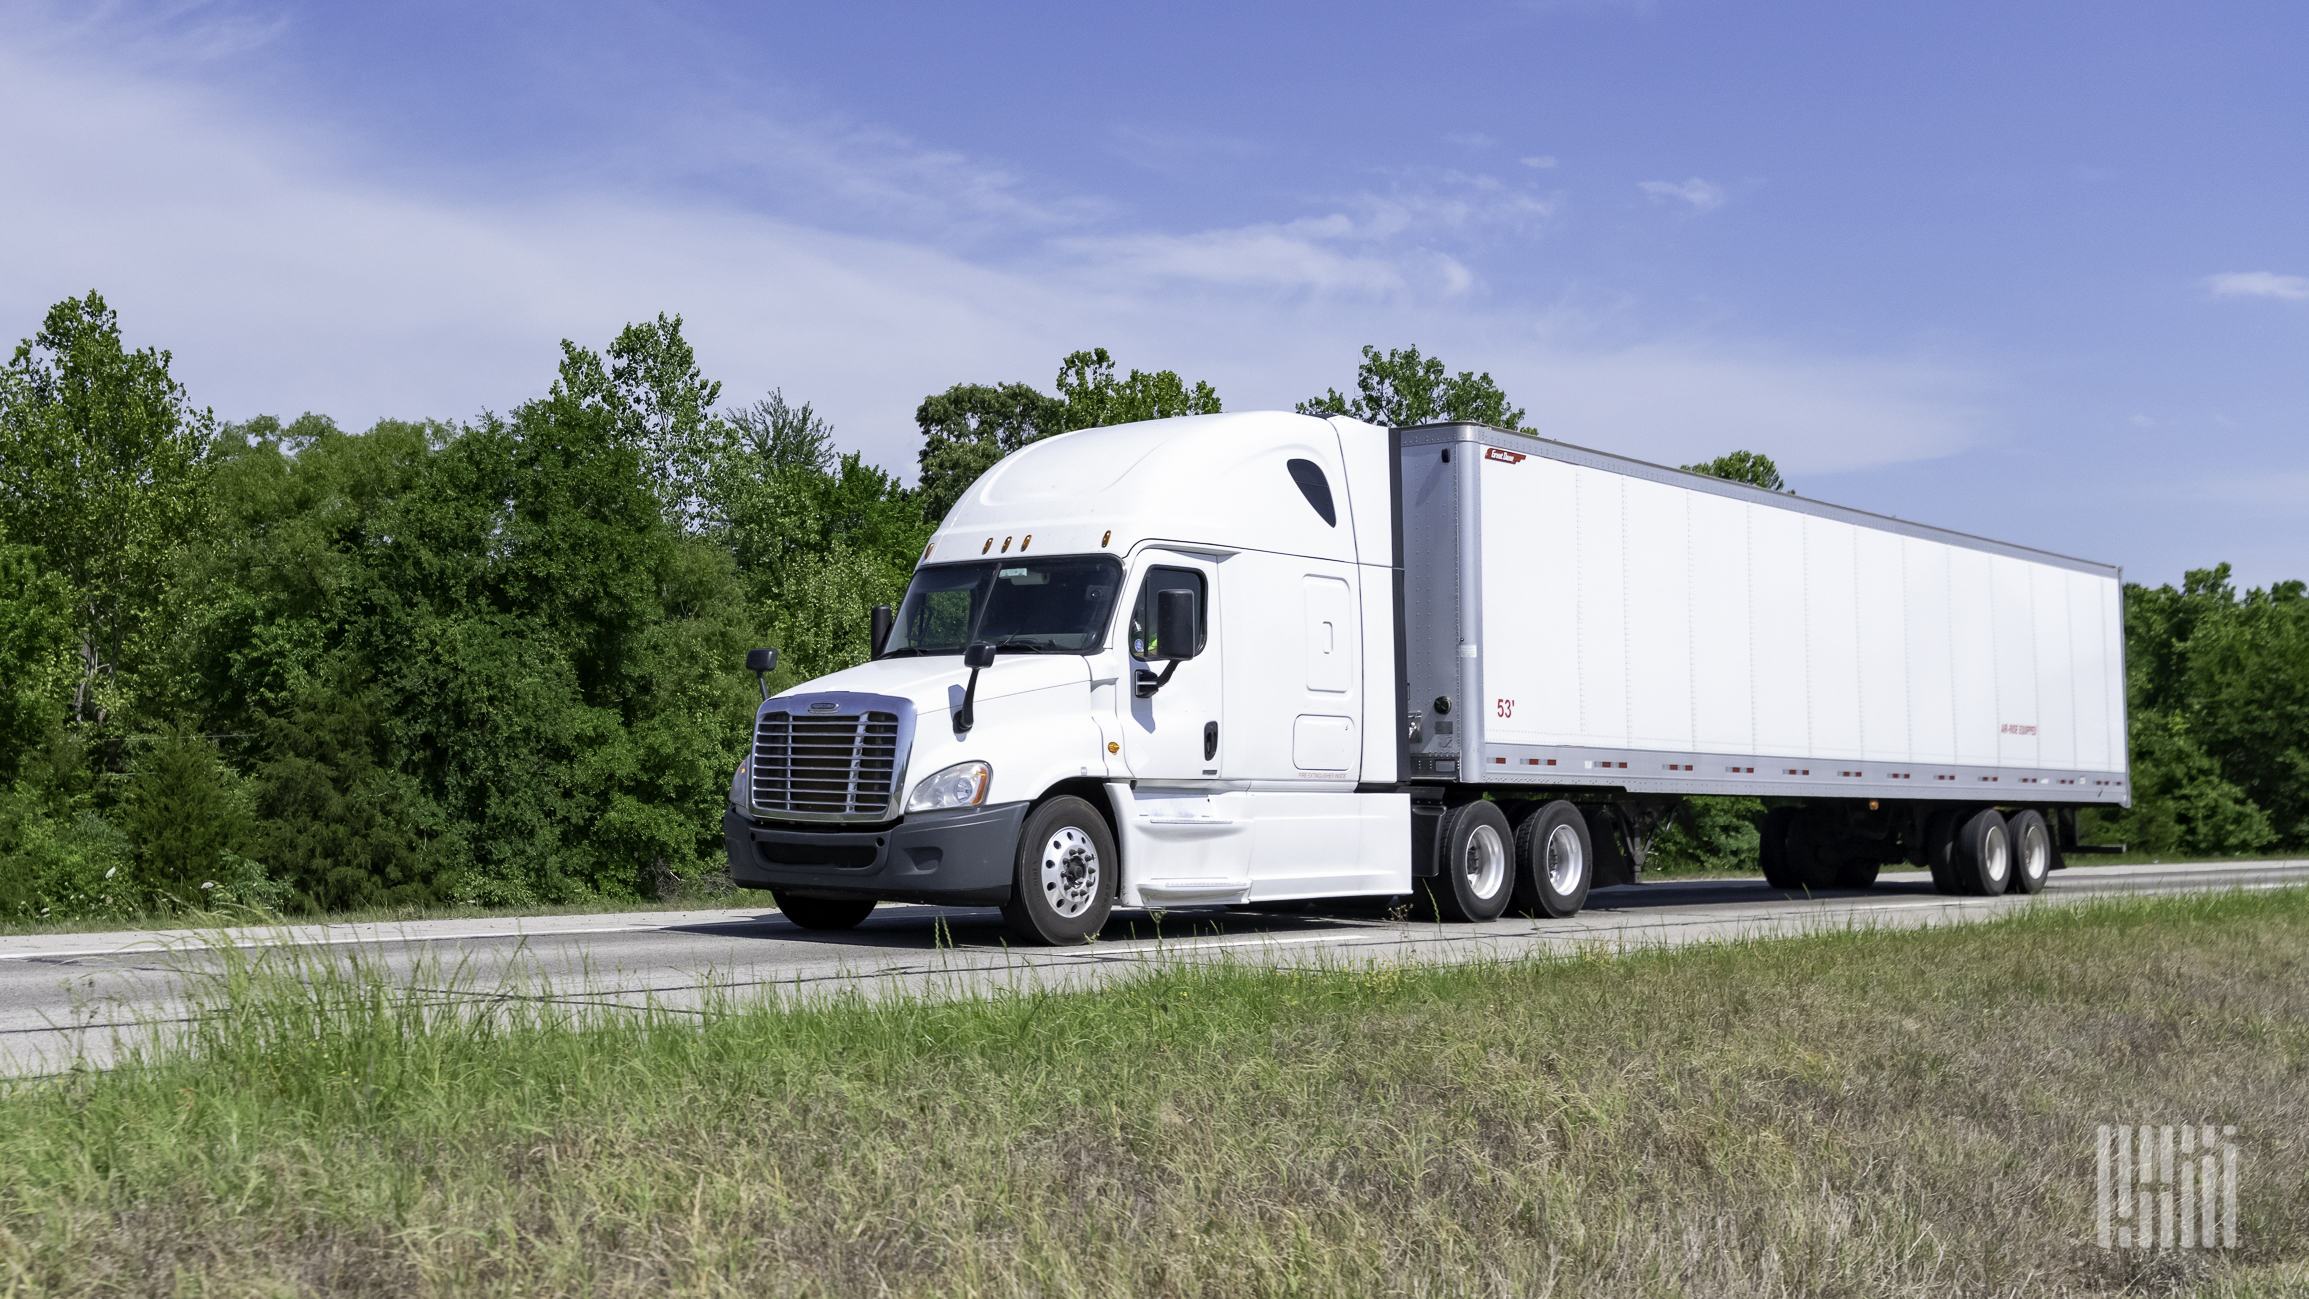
723, 412, 2131, 942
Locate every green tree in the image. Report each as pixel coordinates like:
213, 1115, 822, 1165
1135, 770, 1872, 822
913, 382, 1067, 524
1682, 450, 1791, 493
552, 313, 725, 528
1645, 796, 1766, 873
0, 292, 214, 728
0, 536, 72, 781
120, 725, 249, 905
248, 667, 426, 912
2077, 564, 2309, 855
2096, 711, 2276, 857
1054, 348, 1222, 431
1296, 344, 1527, 430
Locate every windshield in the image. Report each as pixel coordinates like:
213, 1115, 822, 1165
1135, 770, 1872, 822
881, 557, 1125, 656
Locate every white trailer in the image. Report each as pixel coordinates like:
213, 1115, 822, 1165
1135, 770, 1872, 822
724, 412, 2129, 941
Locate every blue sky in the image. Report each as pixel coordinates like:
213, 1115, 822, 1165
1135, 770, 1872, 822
4, 0, 2304, 588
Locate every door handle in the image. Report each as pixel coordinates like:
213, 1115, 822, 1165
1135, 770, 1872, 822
1204, 721, 1218, 761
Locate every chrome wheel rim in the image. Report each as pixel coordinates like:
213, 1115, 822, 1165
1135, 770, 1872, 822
1040, 826, 1100, 919
1463, 822, 1507, 900
1982, 825, 2010, 887
2019, 824, 2049, 883
1545, 823, 1585, 896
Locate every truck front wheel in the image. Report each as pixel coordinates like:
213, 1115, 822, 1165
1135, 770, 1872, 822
1002, 796, 1118, 944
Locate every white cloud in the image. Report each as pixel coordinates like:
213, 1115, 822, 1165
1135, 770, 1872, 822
1106, 124, 1263, 177
1520, 155, 1559, 169
2203, 271, 2309, 301
0, 35, 1972, 484
1444, 132, 1495, 150
1638, 177, 1726, 212
1490, 340, 1978, 474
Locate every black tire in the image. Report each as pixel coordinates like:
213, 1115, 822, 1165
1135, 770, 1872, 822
1426, 801, 1515, 922
1512, 800, 1592, 918
1833, 857, 1882, 889
1783, 808, 1844, 890
1581, 804, 1636, 888
1924, 808, 1962, 894
1952, 808, 2012, 896
771, 890, 877, 931
2007, 809, 2051, 895
1001, 796, 1118, 944
1758, 805, 1802, 889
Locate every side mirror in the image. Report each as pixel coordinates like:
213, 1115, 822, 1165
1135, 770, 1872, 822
1155, 589, 1199, 661
746, 647, 778, 702
870, 604, 894, 658
955, 642, 997, 735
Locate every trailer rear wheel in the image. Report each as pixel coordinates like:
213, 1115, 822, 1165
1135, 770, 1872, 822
1758, 806, 1802, 890
2007, 810, 2051, 895
1924, 808, 1962, 894
771, 891, 877, 931
1952, 808, 2011, 896
1783, 809, 1845, 890
1002, 796, 1118, 944
1832, 858, 1882, 889
1427, 801, 1515, 922
1512, 800, 1592, 918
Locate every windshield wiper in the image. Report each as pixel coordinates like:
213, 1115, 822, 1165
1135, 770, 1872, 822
877, 647, 930, 658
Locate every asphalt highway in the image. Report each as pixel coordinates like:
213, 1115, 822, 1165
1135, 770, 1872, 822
4, 858, 2304, 1077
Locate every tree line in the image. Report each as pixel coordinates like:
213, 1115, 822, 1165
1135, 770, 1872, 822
0, 297, 2298, 919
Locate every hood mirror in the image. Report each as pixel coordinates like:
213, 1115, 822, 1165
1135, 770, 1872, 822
955, 641, 997, 734
745, 648, 778, 701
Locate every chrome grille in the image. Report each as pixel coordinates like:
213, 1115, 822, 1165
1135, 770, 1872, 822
752, 709, 903, 819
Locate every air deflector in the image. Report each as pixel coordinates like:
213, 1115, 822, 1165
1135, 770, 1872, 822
1286, 458, 1337, 527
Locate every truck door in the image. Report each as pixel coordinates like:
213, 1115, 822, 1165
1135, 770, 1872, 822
1120, 552, 1224, 779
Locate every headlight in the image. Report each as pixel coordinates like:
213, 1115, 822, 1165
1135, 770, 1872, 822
908, 761, 991, 812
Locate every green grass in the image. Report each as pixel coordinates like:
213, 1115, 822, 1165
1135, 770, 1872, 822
2, 891, 2305, 1296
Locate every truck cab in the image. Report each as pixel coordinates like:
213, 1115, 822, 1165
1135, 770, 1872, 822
721, 411, 1416, 941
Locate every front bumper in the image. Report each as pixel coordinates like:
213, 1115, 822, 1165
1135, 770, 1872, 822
724, 801, 1029, 906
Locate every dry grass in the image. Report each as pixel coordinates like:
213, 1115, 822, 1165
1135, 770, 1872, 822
0, 890, 2304, 1296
